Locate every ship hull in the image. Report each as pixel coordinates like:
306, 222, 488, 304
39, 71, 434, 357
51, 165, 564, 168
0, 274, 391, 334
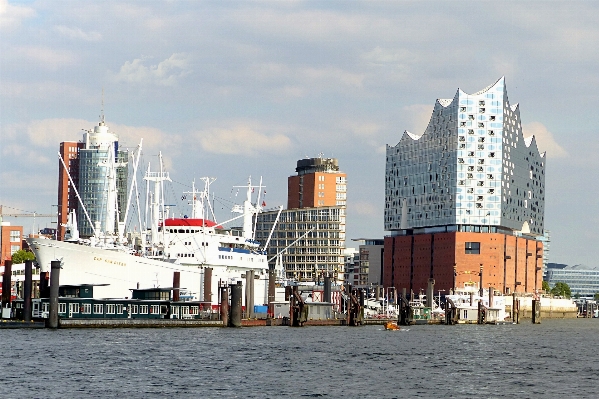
27, 238, 268, 306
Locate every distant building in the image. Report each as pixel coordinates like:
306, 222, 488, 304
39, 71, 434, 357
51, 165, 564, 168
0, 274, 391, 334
384, 78, 546, 295
351, 239, 384, 288
0, 222, 23, 266
343, 247, 359, 284
57, 119, 128, 239
255, 156, 347, 282
546, 263, 599, 297
539, 230, 550, 277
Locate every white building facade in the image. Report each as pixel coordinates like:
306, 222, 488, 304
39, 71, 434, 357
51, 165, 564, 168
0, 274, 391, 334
255, 206, 346, 282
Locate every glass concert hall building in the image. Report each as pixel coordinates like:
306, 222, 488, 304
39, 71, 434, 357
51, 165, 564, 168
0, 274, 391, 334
384, 77, 546, 295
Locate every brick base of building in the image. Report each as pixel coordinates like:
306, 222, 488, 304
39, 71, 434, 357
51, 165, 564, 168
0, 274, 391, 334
384, 232, 543, 295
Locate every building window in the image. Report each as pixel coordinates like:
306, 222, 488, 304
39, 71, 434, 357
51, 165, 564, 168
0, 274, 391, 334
465, 242, 481, 254
10, 230, 20, 242
131, 305, 138, 314
139, 305, 149, 314
82, 303, 92, 314
106, 304, 115, 314
59, 303, 67, 314
93, 304, 104, 314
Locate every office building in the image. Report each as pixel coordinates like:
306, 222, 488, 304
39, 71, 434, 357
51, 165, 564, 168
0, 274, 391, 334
351, 238, 384, 288
384, 77, 546, 294
255, 157, 347, 282
57, 118, 128, 239
546, 263, 599, 298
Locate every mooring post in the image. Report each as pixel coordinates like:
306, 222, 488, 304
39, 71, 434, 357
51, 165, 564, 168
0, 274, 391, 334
248, 270, 255, 319
172, 271, 180, 302
229, 281, 243, 327
324, 274, 331, 303
532, 298, 541, 324
23, 260, 33, 322
204, 267, 212, 310
48, 260, 61, 329
220, 284, 229, 323
40, 272, 49, 298
358, 289, 365, 325
426, 278, 434, 308
245, 271, 251, 319
268, 267, 276, 316
1, 260, 12, 317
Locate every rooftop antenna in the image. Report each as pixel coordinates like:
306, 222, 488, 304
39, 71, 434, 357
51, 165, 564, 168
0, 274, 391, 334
100, 87, 105, 125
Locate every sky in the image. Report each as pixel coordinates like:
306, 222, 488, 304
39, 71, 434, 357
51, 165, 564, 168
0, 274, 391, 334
1, 1, 597, 266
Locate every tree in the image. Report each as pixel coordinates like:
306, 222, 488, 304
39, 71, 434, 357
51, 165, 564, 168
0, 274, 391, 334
11, 249, 35, 264
542, 281, 551, 292
594, 292, 599, 301
550, 282, 571, 298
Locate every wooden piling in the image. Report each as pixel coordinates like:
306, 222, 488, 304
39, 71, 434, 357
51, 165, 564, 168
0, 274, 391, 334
48, 260, 61, 329
23, 260, 32, 322
229, 281, 242, 327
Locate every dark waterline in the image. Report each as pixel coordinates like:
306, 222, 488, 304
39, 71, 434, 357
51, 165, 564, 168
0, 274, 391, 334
1, 319, 598, 398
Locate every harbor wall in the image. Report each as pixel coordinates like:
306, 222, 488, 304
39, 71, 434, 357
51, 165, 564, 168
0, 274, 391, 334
506, 297, 578, 319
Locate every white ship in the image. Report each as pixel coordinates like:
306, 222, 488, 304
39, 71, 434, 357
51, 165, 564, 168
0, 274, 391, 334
27, 142, 279, 308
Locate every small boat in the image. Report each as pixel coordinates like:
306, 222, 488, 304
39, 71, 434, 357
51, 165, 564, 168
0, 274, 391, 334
384, 321, 400, 331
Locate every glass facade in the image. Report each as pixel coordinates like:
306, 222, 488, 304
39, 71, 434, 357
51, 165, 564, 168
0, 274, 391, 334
78, 147, 128, 237
546, 266, 599, 297
385, 77, 545, 236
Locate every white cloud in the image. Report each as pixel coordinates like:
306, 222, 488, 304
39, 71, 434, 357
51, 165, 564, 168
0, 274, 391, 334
401, 104, 433, 135
0, 143, 51, 165
113, 53, 191, 86
196, 123, 292, 157
0, 0, 34, 30
349, 201, 378, 217
361, 46, 418, 74
54, 25, 102, 41
2, 118, 182, 163
14, 46, 77, 69
522, 122, 568, 158
1, 81, 86, 102
251, 63, 364, 94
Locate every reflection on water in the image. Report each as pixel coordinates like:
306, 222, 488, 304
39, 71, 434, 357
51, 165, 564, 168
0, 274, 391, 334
1, 319, 597, 398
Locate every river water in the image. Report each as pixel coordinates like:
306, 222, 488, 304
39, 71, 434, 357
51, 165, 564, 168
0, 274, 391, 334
1, 319, 597, 398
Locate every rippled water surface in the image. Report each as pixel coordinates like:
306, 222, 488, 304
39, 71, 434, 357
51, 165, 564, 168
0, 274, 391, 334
1, 319, 598, 398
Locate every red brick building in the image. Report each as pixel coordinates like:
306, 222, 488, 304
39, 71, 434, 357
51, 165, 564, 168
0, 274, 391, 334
57, 141, 84, 241
384, 232, 543, 295
0, 223, 23, 266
